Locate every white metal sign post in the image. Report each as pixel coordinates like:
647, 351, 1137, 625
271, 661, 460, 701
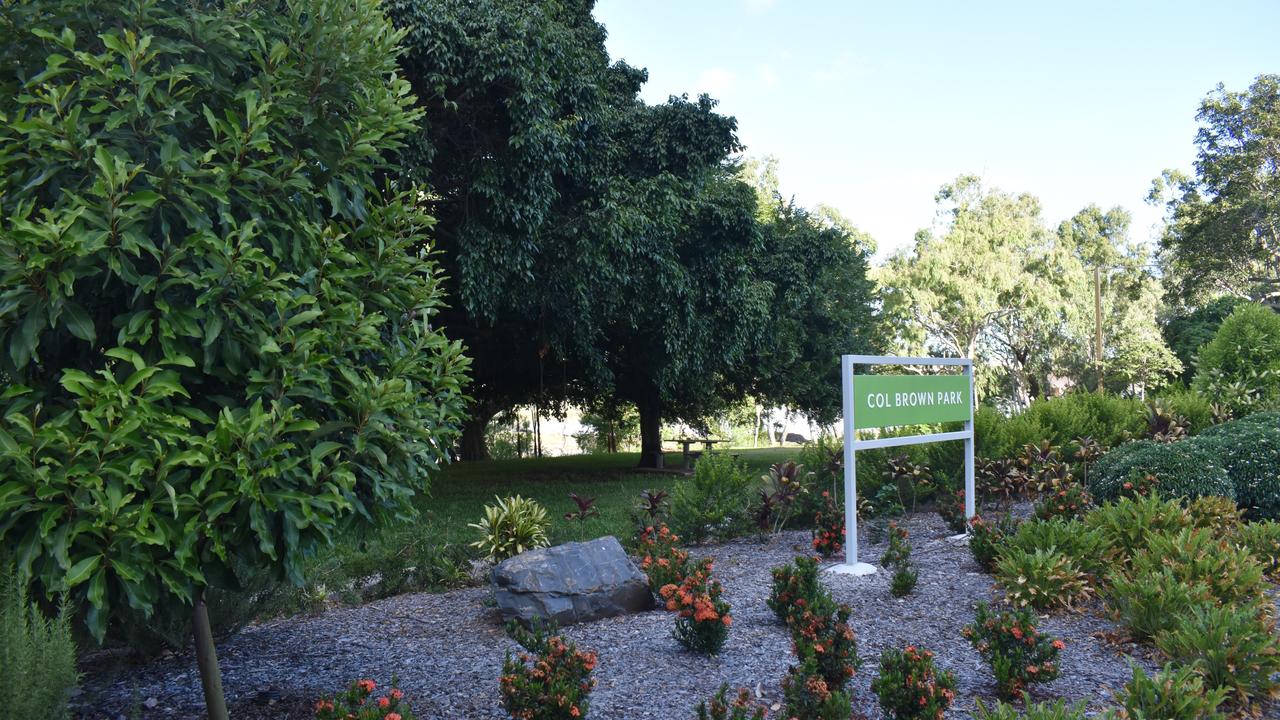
827, 354, 975, 575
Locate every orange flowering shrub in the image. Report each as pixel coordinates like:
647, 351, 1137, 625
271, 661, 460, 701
968, 513, 1017, 572
781, 658, 853, 720
811, 491, 844, 558
961, 602, 1063, 699
694, 684, 767, 720
658, 558, 732, 655
789, 601, 860, 692
313, 679, 414, 720
768, 555, 829, 625
500, 621, 597, 720
870, 645, 956, 720
636, 523, 692, 593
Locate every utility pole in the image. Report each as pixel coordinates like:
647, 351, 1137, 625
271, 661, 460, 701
1094, 265, 1104, 393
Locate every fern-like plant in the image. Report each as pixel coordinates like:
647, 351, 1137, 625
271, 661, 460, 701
1107, 663, 1227, 720
994, 547, 1090, 611
0, 571, 78, 720
469, 495, 551, 562
974, 697, 1086, 720
1153, 603, 1280, 709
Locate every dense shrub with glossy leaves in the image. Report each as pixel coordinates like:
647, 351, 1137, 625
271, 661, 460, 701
1022, 392, 1145, 448
0, 0, 469, 642
1192, 303, 1280, 416
1089, 440, 1233, 505
669, 452, 755, 543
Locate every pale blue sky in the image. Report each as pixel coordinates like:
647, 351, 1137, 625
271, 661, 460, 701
593, 0, 1279, 261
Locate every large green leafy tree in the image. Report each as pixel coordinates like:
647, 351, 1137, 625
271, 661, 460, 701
1153, 74, 1280, 310
1162, 296, 1247, 383
386, 0, 617, 458
1056, 205, 1181, 393
0, 0, 469, 716
389, 1, 880, 463
882, 181, 1178, 406
879, 176, 1062, 403
595, 94, 879, 466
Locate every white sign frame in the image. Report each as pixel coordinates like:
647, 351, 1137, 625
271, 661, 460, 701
827, 355, 975, 575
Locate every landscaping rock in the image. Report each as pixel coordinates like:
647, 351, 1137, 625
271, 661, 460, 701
491, 536, 654, 626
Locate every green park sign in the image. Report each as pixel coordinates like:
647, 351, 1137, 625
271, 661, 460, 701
831, 355, 976, 576
852, 374, 972, 429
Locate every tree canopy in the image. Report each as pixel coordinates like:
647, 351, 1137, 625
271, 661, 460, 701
1153, 74, 1280, 310
881, 178, 1178, 405
388, 0, 879, 463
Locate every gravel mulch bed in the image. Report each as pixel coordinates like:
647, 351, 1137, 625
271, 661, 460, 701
75, 510, 1226, 719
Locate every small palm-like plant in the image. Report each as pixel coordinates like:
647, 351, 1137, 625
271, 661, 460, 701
1144, 399, 1190, 443
755, 461, 807, 533
564, 492, 599, 521
637, 489, 669, 520
469, 495, 551, 562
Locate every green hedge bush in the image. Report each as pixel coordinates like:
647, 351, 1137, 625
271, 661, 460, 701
1089, 440, 1234, 504
1191, 420, 1280, 520
669, 453, 756, 542
975, 406, 1046, 461
1023, 393, 1145, 448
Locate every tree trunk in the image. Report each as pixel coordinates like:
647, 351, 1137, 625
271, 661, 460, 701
459, 406, 496, 461
193, 590, 229, 720
637, 396, 663, 469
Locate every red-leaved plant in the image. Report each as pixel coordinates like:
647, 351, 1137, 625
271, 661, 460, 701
314, 679, 414, 720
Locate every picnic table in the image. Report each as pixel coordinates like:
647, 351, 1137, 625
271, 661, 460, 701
665, 437, 726, 469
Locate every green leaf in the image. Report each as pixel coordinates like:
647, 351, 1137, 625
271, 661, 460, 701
62, 302, 96, 343
66, 555, 102, 588
104, 346, 146, 371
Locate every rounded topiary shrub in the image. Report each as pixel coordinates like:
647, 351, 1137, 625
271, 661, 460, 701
1090, 440, 1234, 504
1192, 420, 1280, 520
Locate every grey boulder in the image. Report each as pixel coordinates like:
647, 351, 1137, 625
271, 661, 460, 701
491, 536, 654, 626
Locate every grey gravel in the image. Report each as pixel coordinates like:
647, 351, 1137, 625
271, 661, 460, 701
77, 509, 1268, 719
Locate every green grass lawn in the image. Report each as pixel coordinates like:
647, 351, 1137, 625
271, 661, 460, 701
287, 447, 799, 611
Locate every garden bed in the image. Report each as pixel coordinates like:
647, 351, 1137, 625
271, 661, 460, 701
74, 509, 1270, 719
